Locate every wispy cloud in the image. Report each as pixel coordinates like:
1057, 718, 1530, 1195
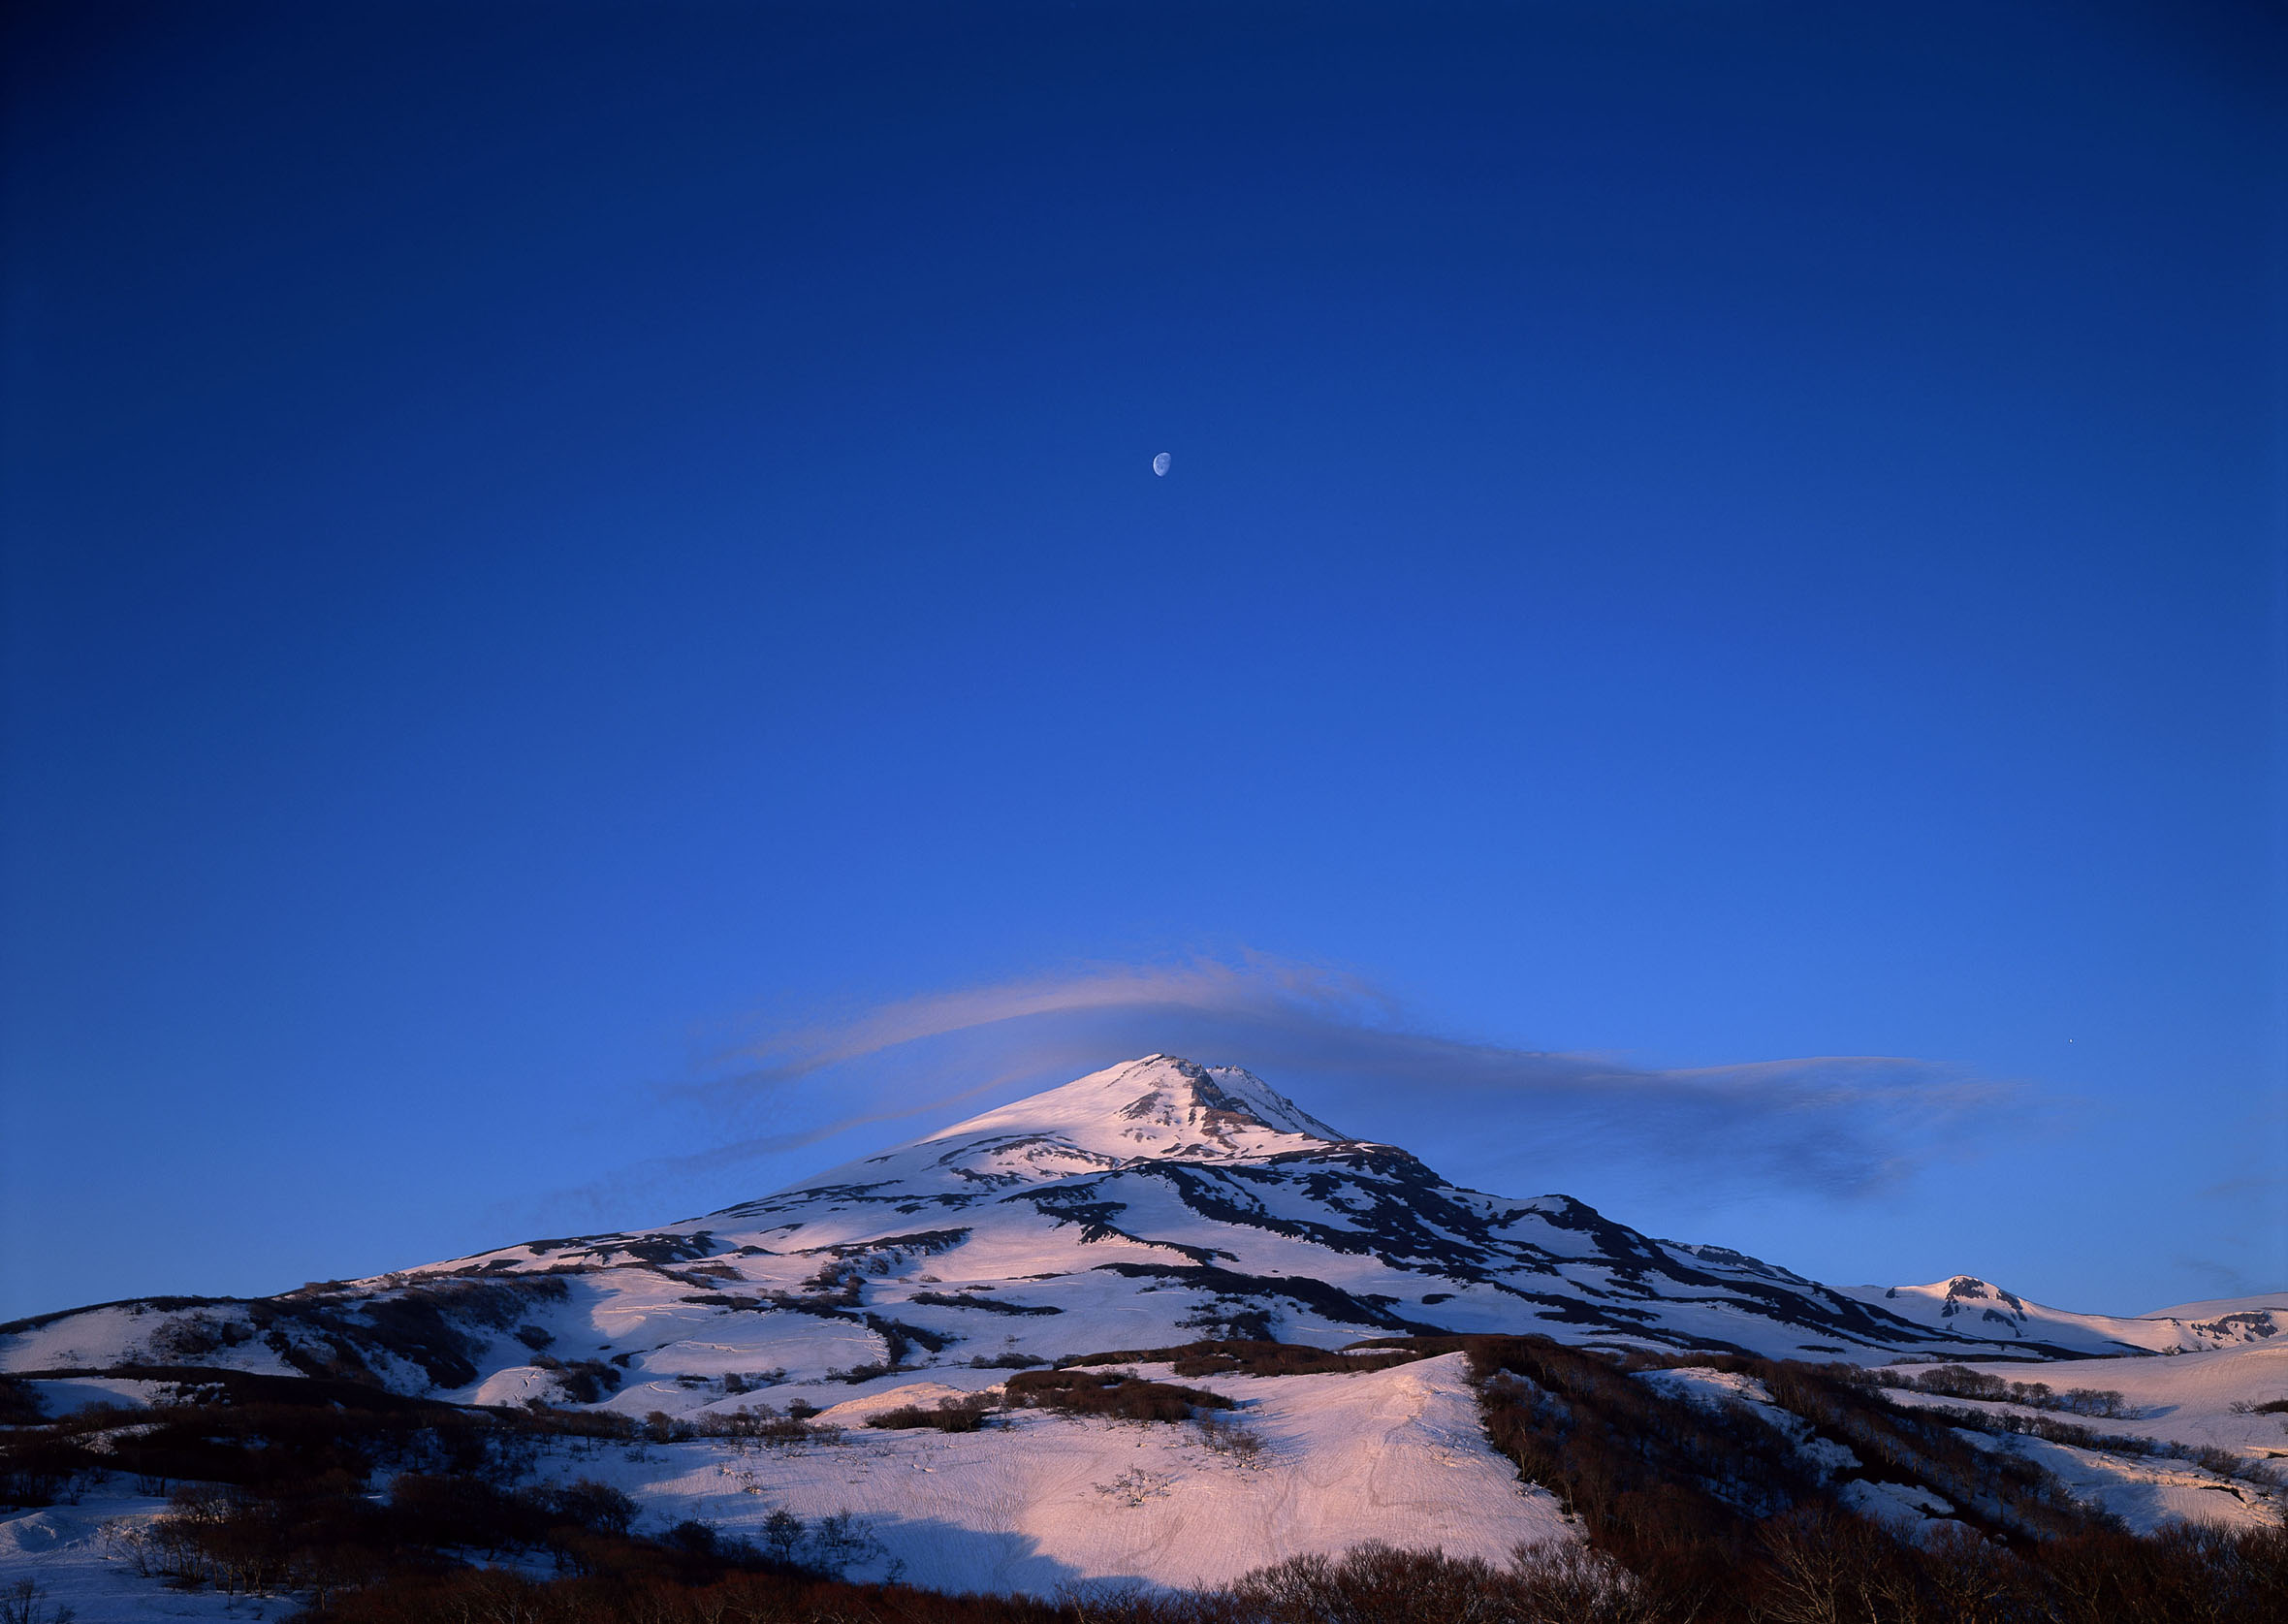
613, 951, 2014, 1212
674, 954, 1401, 1103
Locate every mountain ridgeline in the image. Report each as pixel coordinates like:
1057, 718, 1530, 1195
2, 1057, 2275, 1408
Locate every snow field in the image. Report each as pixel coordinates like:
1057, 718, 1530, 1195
585, 1352, 1571, 1596
0, 1352, 1568, 1614
1954, 1427, 2278, 1536
1, 1495, 261, 1624
1876, 1342, 2288, 1457
1628, 1361, 2288, 1544
1869, 1342, 2288, 1536
1844, 1278, 2286, 1355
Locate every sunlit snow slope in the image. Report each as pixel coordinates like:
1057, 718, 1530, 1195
5, 1057, 2277, 1412
1837, 1277, 2288, 1356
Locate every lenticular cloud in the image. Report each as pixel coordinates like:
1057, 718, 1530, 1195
663, 952, 2009, 1201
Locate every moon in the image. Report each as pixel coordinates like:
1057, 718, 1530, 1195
1151, 452, 1171, 476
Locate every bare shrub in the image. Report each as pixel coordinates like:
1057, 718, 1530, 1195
693, 1403, 839, 1448
149, 1311, 252, 1361
1093, 1469, 1172, 1507
1225, 1541, 1665, 1624
527, 1354, 621, 1404
1192, 1414, 1266, 1462
0, 1577, 71, 1624
826, 1361, 894, 1385
1004, 1369, 1231, 1423
809, 1509, 886, 1576
1882, 1363, 2139, 1419
909, 1290, 1061, 1317
1058, 1339, 1422, 1380
868, 1395, 996, 1433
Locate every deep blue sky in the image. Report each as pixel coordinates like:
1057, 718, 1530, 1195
4, 1, 2282, 1322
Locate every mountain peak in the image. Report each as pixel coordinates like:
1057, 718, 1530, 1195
927, 1054, 1350, 1163
776, 1056, 1353, 1202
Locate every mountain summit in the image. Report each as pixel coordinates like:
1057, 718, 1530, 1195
792, 1056, 1351, 1199
937, 1054, 1351, 1161
5, 1057, 2274, 1412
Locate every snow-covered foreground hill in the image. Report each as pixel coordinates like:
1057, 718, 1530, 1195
3, 1352, 1575, 1622
585, 1352, 1568, 1595
1864, 1340, 2288, 1537
9, 1056, 2272, 1417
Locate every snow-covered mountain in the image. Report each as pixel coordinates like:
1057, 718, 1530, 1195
4, 1057, 2275, 1412
1837, 1276, 2288, 1355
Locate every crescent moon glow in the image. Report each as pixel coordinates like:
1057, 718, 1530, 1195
1152, 452, 1171, 476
